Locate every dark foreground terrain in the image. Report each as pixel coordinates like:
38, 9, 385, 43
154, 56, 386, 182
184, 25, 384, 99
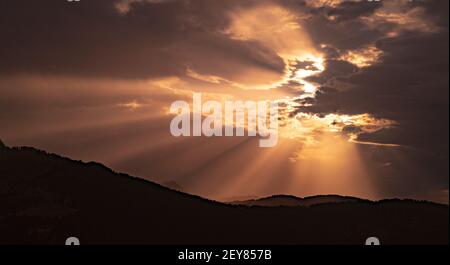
0, 142, 448, 245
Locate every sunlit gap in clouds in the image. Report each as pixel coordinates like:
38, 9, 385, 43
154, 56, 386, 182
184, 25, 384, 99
221, 2, 394, 143
117, 3, 398, 201
168, 2, 401, 200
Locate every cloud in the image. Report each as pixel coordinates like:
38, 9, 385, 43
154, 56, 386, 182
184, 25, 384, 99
278, 0, 448, 198
286, 0, 448, 151
0, 0, 285, 85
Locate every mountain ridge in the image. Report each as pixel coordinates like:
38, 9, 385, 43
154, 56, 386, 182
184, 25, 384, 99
0, 142, 448, 244
2, 144, 445, 207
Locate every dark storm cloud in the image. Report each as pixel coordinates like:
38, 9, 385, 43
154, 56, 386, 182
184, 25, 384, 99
0, 0, 185, 78
302, 17, 380, 51
290, 60, 320, 76
292, 0, 449, 197
306, 59, 359, 84
303, 31, 449, 153
0, 0, 284, 82
285, 0, 449, 147
285, 0, 386, 51
326, 0, 382, 22
411, 0, 449, 27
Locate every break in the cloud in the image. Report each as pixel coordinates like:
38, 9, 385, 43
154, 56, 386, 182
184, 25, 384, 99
0, 0, 448, 203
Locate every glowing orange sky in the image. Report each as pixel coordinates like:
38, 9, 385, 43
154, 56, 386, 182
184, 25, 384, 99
0, 0, 447, 204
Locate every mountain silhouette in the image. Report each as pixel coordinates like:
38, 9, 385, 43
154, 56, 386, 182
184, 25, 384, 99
0, 142, 448, 244
229, 195, 364, 207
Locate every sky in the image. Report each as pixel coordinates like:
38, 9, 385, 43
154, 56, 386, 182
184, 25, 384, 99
0, 0, 448, 203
